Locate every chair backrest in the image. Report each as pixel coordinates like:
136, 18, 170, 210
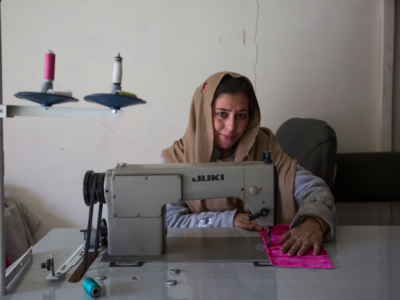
275, 118, 337, 189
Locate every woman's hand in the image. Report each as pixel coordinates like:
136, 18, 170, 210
233, 213, 266, 231
279, 217, 323, 256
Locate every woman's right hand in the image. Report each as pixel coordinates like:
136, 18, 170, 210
233, 213, 266, 231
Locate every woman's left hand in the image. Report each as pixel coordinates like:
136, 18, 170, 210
278, 217, 323, 256
234, 213, 266, 231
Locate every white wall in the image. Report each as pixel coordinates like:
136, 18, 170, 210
2, 0, 383, 241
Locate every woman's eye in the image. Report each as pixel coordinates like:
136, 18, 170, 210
237, 114, 247, 119
218, 112, 227, 117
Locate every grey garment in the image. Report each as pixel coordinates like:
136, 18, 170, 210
291, 165, 336, 242
166, 202, 237, 228
6, 199, 40, 246
5, 201, 29, 264
212, 147, 238, 162
162, 153, 337, 240
5, 199, 40, 264
160, 154, 165, 164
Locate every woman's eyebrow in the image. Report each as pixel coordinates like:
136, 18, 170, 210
215, 108, 249, 112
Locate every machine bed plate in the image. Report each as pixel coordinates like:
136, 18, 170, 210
101, 228, 270, 264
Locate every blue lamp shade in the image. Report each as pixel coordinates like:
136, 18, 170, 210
84, 94, 146, 110
14, 92, 79, 106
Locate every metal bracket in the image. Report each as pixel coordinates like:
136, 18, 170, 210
5, 247, 33, 286
0, 105, 123, 119
0, 105, 6, 118
48, 255, 57, 278
45, 244, 85, 280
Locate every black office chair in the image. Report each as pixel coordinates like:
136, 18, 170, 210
332, 152, 400, 203
275, 118, 337, 189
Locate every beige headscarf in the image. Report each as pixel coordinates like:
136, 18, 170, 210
162, 72, 298, 224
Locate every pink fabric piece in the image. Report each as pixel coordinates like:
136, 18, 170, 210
260, 224, 334, 269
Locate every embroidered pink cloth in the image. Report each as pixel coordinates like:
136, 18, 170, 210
260, 224, 334, 269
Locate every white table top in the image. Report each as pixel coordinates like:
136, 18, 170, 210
2, 226, 400, 300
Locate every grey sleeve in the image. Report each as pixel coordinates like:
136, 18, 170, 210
165, 202, 237, 228
160, 154, 165, 164
290, 165, 337, 241
160, 154, 237, 228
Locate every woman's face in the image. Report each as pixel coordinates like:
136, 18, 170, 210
212, 92, 250, 151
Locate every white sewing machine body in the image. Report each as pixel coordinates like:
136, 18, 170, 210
98, 161, 276, 258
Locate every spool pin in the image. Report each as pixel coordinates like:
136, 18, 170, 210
111, 53, 123, 94
47, 89, 73, 97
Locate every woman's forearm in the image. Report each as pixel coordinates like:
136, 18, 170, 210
165, 202, 237, 228
291, 165, 337, 241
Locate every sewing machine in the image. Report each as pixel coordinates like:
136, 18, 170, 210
14, 153, 400, 298
80, 151, 276, 271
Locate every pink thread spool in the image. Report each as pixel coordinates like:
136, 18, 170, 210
44, 51, 55, 81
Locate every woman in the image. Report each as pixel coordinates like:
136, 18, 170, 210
162, 72, 336, 257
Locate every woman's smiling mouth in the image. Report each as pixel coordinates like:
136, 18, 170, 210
220, 133, 236, 140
